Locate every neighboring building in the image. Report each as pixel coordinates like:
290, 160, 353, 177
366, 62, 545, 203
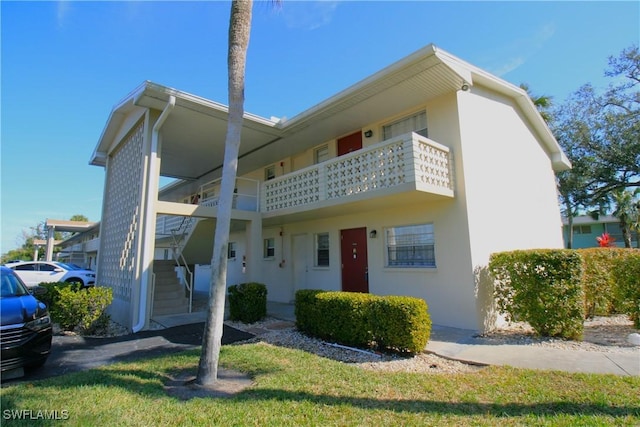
89, 44, 570, 333
563, 215, 639, 249
55, 221, 101, 269
32, 219, 97, 267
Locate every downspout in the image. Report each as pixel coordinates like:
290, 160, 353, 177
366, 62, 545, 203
133, 95, 175, 333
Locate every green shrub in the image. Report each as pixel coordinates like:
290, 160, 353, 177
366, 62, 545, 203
37, 282, 78, 310
295, 289, 326, 336
370, 296, 431, 354
578, 248, 630, 317
295, 290, 431, 354
54, 286, 113, 332
228, 282, 267, 323
489, 249, 584, 340
611, 251, 640, 328
314, 292, 373, 346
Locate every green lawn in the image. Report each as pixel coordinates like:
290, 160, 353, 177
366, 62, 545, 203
1, 342, 638, 426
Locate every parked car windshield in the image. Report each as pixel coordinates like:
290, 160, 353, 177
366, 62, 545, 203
53, 262, 76, 270
1, 270, 30, 297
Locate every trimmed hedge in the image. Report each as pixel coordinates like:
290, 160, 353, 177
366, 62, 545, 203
370, 296, 431, 354
612, 253, 640, 327
295, 290, 431, 354
294, 289, 326, 336
578, 248, 634, 317
489, 249, 584, 340
228, 282, 267, 323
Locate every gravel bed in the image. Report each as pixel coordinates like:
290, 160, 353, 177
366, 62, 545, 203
476, 315, 639, 353
226, 315, 639, 374
226, 319, 483, 374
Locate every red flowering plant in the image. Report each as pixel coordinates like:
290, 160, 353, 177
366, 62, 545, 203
596, 232, 616, 247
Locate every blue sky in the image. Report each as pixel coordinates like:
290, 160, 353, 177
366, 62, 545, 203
1, 1, 638, 254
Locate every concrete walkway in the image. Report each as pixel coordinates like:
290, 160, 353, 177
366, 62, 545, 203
427, 325, 639, 376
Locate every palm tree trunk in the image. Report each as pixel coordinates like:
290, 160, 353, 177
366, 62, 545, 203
196, 0, 253, 386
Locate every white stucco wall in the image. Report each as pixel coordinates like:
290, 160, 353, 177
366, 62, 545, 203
456, 86, 564, 256
165, 88, 565, 332
241, 195, 480, 330
455, 86, 565, 328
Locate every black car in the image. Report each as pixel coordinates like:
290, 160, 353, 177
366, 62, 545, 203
0, 266, 52, 375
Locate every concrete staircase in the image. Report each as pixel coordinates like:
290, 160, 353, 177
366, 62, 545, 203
152, 260, 190, 316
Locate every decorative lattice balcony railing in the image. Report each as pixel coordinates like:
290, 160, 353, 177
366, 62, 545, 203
261, 133, 453, 213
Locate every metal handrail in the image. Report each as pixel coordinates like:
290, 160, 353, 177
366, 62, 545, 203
169, 230, 194, 313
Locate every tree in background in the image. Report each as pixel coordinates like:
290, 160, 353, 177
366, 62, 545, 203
612, 189, 640, 248
553, 45, 640, 243
520, 83, 554, 123
1, 215, 90, 263
196, 0, 253, 387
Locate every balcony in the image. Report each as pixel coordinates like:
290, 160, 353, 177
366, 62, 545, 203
155, 133, 454, 237
261, 132, 454, 220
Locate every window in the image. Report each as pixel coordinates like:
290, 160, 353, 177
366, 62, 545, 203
13, 263, 36, 271
39, 263, 56, 272
228, 242, 237, 259
265, 165, 276, 181
263, 238, 275, 258
314, 145, 329, 164
315, 233, 329, 266
386, 224, 435, 267
572, 225, 592, 235
383, 111, 427, 140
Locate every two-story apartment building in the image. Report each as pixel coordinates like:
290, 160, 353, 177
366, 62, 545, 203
90, 44, 570, 333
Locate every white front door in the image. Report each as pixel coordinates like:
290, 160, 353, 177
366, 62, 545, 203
292, 234, 308, 295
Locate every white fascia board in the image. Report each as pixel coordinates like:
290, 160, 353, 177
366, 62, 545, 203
141, 81, 279, 128
89, 82, 148, 167
432, 47, 474, 87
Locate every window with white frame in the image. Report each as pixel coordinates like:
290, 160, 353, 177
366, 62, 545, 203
263, 238, 275, 258
227, 242, 237, 259
315, 233, 329, 266
386, 223, 435, 267
383, 111, 428, 140
265, 165, 276, 181
314, 145, 329, 164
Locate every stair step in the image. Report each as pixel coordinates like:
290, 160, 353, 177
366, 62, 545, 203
155, 289, 187, 300
153, 298, 189, 310
154, 276, 183, 286
152, 305, 189, 316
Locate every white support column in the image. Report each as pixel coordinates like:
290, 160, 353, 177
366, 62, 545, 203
45, 226, 55, 261
245, 217, 262, 282
133, 97, 174, 333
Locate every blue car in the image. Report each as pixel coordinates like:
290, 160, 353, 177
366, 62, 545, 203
0, 266, 52, 374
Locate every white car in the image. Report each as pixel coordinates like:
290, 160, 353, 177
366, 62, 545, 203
6, 261, 96, 288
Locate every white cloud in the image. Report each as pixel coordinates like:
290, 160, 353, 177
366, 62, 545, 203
279, 1, 339, 31
56, 0, 71, 28
484, 23, 556, 77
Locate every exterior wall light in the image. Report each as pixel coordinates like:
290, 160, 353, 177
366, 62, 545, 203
369, 230, 377, 238
364, 129, 373, 138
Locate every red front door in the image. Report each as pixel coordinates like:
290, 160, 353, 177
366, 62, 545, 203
341, 227, 369, 293
337, 131, 363, 156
